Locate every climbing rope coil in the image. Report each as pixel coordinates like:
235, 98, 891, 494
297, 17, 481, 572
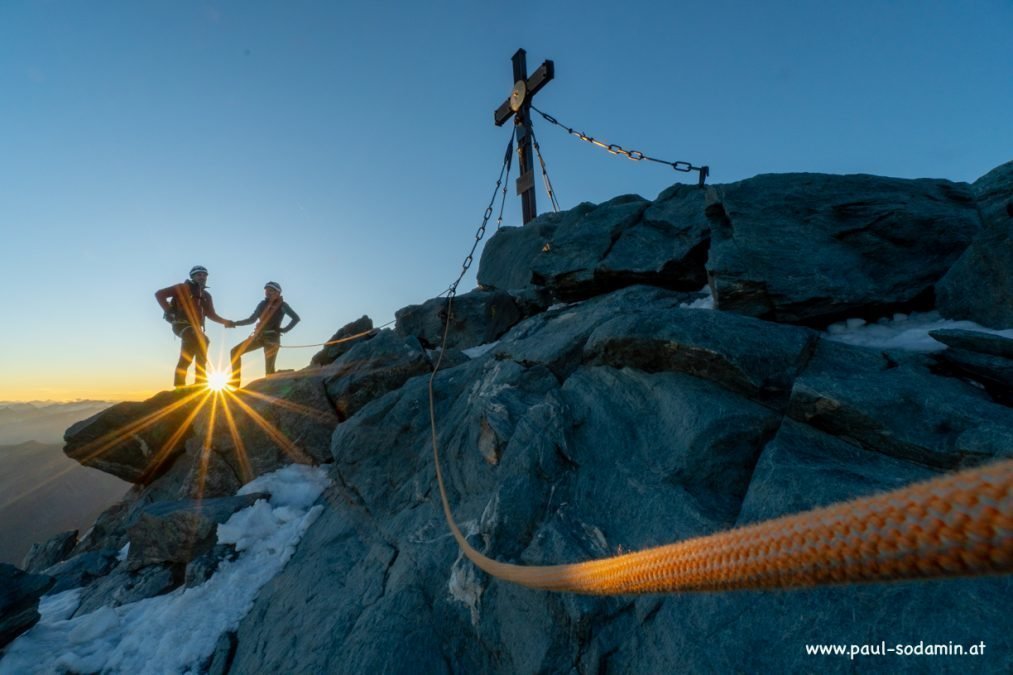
427, 147, 1012, 594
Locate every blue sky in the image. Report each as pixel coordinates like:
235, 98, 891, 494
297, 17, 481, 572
2, 1, 1011, 401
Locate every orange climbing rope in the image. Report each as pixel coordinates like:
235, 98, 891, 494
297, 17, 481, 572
280, 324, 389, 350
427, 299, 1012, 594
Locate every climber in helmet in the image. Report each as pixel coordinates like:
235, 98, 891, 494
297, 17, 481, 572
227, 281, 301, 388
155, 265, 235, 388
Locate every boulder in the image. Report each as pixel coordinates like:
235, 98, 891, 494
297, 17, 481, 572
929, 328, 1013, 358
936, 161, 1013, 328
530, 195, 650, 301
64, 388, 207, 484
323, 330, 432, 421
175, 437, 247, 501
787, 339, 1013, 468
584, 304, 818, 409
738, 418, 942, 525
929, 330, 1013, 406
0, 564, 54, 649
478, 187, 711, 303
185, 544, 238, 588
126, 494, 267, 570
72, 562, 180, 617
71, 496, 136, 555
706, 172, 980, 325
395, 289, 523, 350
476, 205, 579, 292
43, 549, 120, 594
490, 285, 701, 378
22, 530, 78, 574
175, 372, 338, 500
596, 183, 710, 291
234, 295, 1013, 672
309, 315, 375, 367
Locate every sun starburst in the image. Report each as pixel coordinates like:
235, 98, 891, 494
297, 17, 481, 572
206, 369, 231, 392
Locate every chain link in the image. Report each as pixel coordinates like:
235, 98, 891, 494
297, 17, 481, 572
530, 105, 710, 186
446, 131, 514, 299
529, 124, 560, 213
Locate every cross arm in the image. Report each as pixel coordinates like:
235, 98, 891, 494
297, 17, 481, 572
494, 58, 555, 126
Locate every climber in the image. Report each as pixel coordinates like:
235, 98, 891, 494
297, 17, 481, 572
155, 265, 235, 388
227, 281, 301, 388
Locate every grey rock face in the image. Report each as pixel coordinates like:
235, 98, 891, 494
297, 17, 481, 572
323, 330, 432, 421
228, 278, 1012, 673
185, 544, 238, 588
72, 562, 180, 617
44, 549, 120, 594
936, 161, 1013, 328
22, 530, 78, 574
787, 340, 1013, 469
395, 289, 522, 350
584, 303, 818, 409
176, 373, 338, 500
203, 631, 239, 675
64, 388, 207, 484
126, 494, 266, 570
309, 315, 375, 367
491, 284, 702, 378
738, 418, 942, 525
930, 329, 1013, 405
64, 367, 338, 502
476, 205, 575, 292
707, 173, 980, 325
597, 183, 710, 290
71, 496, 136, 555
30, 166, 1013, 672
530, 195, 650, 300
0, 564, 54, 649
478, 189, 710, 303
929, 328, 1013, 358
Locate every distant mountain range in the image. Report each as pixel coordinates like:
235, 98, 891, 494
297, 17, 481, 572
0, 400, 117, 445
0, 401, 129, 566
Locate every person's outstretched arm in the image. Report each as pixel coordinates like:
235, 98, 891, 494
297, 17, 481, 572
204, 293, 233, 326
234, 300, 266, 327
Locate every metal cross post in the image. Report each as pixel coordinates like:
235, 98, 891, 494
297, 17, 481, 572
494, 48, 554, 225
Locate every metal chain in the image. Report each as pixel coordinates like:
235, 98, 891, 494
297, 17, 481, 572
446, 132, 514, 299
494, 130, 514, 230
529, 123, 560, 213
530, 104, 710, 187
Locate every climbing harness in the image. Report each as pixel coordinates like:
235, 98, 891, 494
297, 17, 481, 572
530, 104, 710, 188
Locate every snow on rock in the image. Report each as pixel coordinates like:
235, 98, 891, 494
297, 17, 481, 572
0, 465, 331, 675
823, 311, 1013, 352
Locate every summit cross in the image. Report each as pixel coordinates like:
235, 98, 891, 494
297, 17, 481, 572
494, 48, 554, 225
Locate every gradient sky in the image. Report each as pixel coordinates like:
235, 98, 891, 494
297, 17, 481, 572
2, 1, 1011, 402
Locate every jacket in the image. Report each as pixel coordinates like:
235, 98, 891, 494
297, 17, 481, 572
235, 296, 300, 340
155, 280, 226, 331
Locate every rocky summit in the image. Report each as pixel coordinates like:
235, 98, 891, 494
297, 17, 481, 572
3, 163, 1011, 672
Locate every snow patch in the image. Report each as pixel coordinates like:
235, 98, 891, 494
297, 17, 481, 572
462, 341, 499, 359
680, 284, 714, 310
823, 311, 1013, 352
0, 464, 331, 675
